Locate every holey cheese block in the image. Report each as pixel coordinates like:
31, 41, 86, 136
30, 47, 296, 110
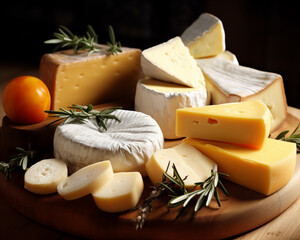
53, 110, 164, 176
135, 78, 208, 139
196, 56, 288, 131
39, 47, 141, 110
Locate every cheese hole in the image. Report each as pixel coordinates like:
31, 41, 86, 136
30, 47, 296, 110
237, 110, 245, 114
208, 118, 219, 125
79, 73, 84, 78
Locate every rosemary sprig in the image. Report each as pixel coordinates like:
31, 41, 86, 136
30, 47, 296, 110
45, 104, 122, 131
275, 121, 300, 152
45, 25, 122, 55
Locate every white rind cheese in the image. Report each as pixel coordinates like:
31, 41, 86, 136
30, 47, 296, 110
196, 56, 287, 131
218, 50, 239, 65
54, 110, 164, 176
135, 78, 208, 139
141, 36, 205, 88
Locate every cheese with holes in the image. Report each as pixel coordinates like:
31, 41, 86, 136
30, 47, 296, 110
176, 101, 272, 149
181, 13, 225, 58
24, 158, 67, 194
184, 137, 296, 195
141, 36, 205, 88
39, 47, 141, 110
54, 110, 164, 176
196, 56, 287, 131
146, 143, 215, 188
57, 161, 114, 200
92, 172, 144, 212
135, 78, 208, 139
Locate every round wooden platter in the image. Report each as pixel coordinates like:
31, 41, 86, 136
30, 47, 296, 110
0, 112, 299, 240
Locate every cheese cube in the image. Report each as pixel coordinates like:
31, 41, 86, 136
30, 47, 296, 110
181, 13, 225, 58
135, 78, 208, 139
141, 36, 205, 88
57, 161, 114, 200
196, 56, 287, 131
24, 158, 67, 194
146, 143, 215, 188
176, 101, 272, 149
184, 137, 296, 195
39, 47, 141, 110
92, 172, 144, 213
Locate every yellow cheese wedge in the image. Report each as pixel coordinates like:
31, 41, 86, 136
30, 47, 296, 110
57, 161, 114, 200
92, 172, 144, 213
176, 100, 272, 149
146, 143, 215, 188
24, 158, 67, 194
184, 137, 296, 195
40, 47, 141, 110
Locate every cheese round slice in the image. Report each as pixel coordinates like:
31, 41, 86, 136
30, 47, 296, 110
57, 161, 114, 200
24, 158, 67, 194
135, 78, 208, 139
54, 110, 164, 176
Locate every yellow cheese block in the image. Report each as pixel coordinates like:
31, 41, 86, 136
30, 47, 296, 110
40, 47, 141, 110
24, 158, 67, 194
92, 172, 143, 213
57, 161, 114, 200
146, 143, 215, 188
184, 137, 296, 195
176, 100, 272, 149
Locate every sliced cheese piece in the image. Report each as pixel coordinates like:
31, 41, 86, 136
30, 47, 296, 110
141, 36, 205, 88
181, 13, 225, 58
184, 137, 296, 195
146, 143, 215, 188
196, 56, 287, 131
57, 161, 114, 200
176, 101, 272, 149
54, 110, 164, 176
92, 172, 144, 213
24, 158, 67, 195
39, 47, 141, 110
135, 78, 208, 139
218, 50, 239, 65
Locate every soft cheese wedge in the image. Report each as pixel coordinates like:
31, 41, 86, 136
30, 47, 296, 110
24, 158, 67, 194
196, 56, 287, 131
57, 161, 114, 200
135, 78, 208, 139
141, 36, 205, 88
146, 143, 215, 188
218, 50, 239, 65
92, 172, 144, 213
40, 47, 141, 110
184, 137, 296, 196
176, 101, 272, 149
181, 13, 225, 58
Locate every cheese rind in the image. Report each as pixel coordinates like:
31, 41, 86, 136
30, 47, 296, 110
39, 47, 141, 110
141, 36, 205, 88
24, 158, 67, 194
135, 78, 208, 139
92, 172, 144, 212
146, 143, 215, 188
176, 101, 272, 149
196, 56, 287, 131
57, 161, 114, 200
184, 137, 296, 195
181, 13, 225, 58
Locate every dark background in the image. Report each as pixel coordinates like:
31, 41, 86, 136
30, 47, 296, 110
0, 0, 299, 108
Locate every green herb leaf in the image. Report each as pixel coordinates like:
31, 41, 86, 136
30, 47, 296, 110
276, 121, 300, 152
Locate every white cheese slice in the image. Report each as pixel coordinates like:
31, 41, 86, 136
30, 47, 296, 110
196, 56, 287, 131
92, 172, 144, 213
218, 50, 239, 65
57, 161, 114, 200
135, 78, 208, 139
141, 36, 205, 88
24, 158, 68, 194
54, 110, 164, 176
181, 13, 225, 58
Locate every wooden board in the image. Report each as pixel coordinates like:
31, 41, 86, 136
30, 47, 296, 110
0, 111, 299, 240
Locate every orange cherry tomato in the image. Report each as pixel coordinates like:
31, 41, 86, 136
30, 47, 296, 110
2, 76, 51, 124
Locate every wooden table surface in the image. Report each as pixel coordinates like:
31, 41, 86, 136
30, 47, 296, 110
0, 63, 300, 240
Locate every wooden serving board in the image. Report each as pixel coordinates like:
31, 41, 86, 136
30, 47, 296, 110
0, 108, 299, 240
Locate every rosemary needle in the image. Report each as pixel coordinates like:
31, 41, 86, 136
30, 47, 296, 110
275, 121, 300, 152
